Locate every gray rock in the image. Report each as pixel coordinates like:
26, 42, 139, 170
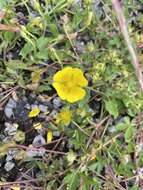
38, 113, 46, 119
0, 134, 5, 141
4, 161, 15, 172
39, 104, 47, 112
6, 154, 13, 162
6, 98, 17, 108
31, 104, 38, 109
4, 122, 12, 128
4, 107, 13, 118
4, 122, 17, 136
6, 149, 17, 162
30, 93, 36, 98
108, 125, 116, 133
25, 103, 31, 109
3, 136, 13, 143
50, 110, 58, 118
53, 97, 62, 109
4, 98, 17, 118
33, 135, 46, 146
22, 96, 28, 102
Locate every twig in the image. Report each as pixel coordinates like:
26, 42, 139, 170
112, 0, 143, 90
0, 86, 19, 110
14, 144, 66, 155
0, 24, 20, 32
72, 120, 90, 136
86, 116, 109, 149
0, 11, 5, 21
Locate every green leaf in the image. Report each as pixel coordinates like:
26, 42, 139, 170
130, 185, 139, 190
4, 31, 14, 41
36, 37, 49, 49
5, 60, 27, 70
20, 42, 33, 58
124, 126, 134, 142
66, 151, 76, 165
64, 171, 80, 190
36, 85, 51, 92
36, 50, 48, 59
116, 123, 127, 131
105, 99, 119, 118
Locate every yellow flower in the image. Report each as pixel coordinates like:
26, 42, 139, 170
56, 109, 72, 126
47, 130, 53, 143
52, 67, 88, 103
28, 107, 40, 118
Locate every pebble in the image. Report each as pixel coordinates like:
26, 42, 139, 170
4, 161, 15, 172
39, 104, 47, 112
31, 104, 38, 109
38, 128, 45, 136
25, 103, 31, 109
67, 142, 74, 149
75, 41, 86, 53
38, 113, 46, 119
6, 98, 17, 108
30, 93, 36, 98
33, 135, 46, 146
53, 97, 62, 109
4, 107, 13, 118
4, 98, 17, 118
4, 122, 17, 136
22, 97, 28, 102
108, 125, 116, 133
0, 134, 5, 141
49, 110, 58, 118
7, 149, 18, 159
3, 136, 13, 143
6, 154, 13, 162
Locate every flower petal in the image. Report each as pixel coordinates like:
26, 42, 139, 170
29, 108, 40, 118
66, 87, 86, 103
53, 82, 68, 100
72, 68, 88, 87
53, 67, 73, 83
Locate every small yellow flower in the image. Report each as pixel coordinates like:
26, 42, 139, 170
56, 109, 72, 126
47, 130, 53, 143
52, 67, 88, 103
28, 107, 40, 118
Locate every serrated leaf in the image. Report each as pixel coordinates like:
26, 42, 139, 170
105, 99, 119, 118
116, 123, 127, 131
124, 126, 134, 142
64, 171, 80, 190
36, 37, 49, 49
66, 151, 76, 165
20, 42, 33, 58
5, 60, 27, 70
36, 50, 48, 59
